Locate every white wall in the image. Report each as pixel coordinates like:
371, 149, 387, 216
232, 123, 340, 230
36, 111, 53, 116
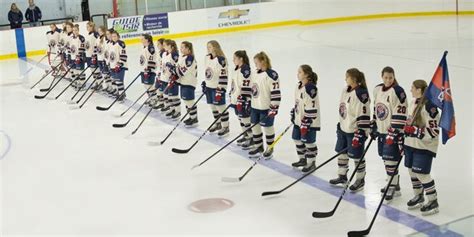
0, 29, 17, 56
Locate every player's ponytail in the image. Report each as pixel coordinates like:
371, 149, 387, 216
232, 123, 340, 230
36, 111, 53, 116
346, 68, 367, 89
300, 64, 318, 84
254, 52, 272, 70
182, 41, 194, 56
234, 50, 249, 66
411, 79, 428, 127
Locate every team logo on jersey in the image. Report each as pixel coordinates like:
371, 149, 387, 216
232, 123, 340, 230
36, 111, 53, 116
139, 55, 145, 66
59, 39, 64, 45
110, 52, 116, 62
104, 51, 109, 59
339, 103, 347, 119
205, 67, 213, 80
49, 40, 56, 47
375, 103, 389, 121
85, 41, 90, 50
70, 45, 77, 54
251, 83, 259, 98
97, 46, 102, 54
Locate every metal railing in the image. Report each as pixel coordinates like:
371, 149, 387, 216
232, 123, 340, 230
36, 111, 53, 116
0, 17, 75, 30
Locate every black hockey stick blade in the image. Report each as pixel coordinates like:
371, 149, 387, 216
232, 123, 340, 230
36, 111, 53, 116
96, 105, 110, 111
112, 122, 128, 128
39, 87, 51, 92
261, 190, 282, 196
171, 147, 191, 154
34, 94, 47, 99
312, 210, 336, 218
347, 230, 369, 237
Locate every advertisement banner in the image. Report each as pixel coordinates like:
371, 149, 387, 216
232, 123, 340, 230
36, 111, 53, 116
108, 13, 169, 39
207, 4, 260, 29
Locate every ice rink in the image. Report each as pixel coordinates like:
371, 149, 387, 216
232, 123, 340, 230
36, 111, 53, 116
1, 16, 473, 236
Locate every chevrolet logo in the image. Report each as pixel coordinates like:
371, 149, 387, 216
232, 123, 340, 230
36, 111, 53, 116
218, 9, 249, 19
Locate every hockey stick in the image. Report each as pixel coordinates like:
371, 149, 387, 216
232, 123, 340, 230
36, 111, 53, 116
170, 104, 232, 152
75, 80, 105, 109
347, 155, 404, 237
20, 54, 48, 80
261, 148, 349, 197
54, 65, 92, 100
221, 123, 293, 183
29, 63, 61, 89
130, 83, 185, 136
312, 138, 374, 218
34, 66, 73, 99
67, 67, 99, 102
112, 97, 152, 128
95, 73, 141, 111
117, 86, 152, 117
191, 115, 271, 170
157, 93, 205, 145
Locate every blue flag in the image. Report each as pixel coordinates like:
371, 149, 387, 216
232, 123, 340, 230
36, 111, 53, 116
424, 51, 456, 144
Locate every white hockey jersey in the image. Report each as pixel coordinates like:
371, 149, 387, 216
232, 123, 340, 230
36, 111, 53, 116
176, 54, 197, 87
229, 64, 252, 105
108, 40, 127, 69
95, 36, 106, 61
69, 34, 85, 60
46, 28, 61, 54
64, 32, 74, 58
160, 51, 179, 83
294, 81, 320, 129
58, 30, 68, 54
139, 44, 157, 73
339, 86, 371, 133
373, 83, 408, 134
85, 31, 99, 58
204, 54, 228, 89
104, 39, 113, 65
156, 50, 166, 81
405, 99, 441, 155
250, 69, 281, 110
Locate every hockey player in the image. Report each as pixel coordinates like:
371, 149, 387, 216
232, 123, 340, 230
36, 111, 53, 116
371, 66, 408, 202
176, 41, 198, 127
102, 28, 115, 96
139, 34, 157, 105
202, 40, 230, 137
153, 38, 167, 110
248, 52, 281, 159
229, 50, 252, 149
290, 65, 320, 172
61, 22, 74, 80
91, 26, 106, 90
46, 23, 61, 76
160, 39, 180, 119
84, 21, 99, 85
69, 24, 86, 89
404, 79, 441, 215
108, 31, 128, 101
328, 68, 371, 191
